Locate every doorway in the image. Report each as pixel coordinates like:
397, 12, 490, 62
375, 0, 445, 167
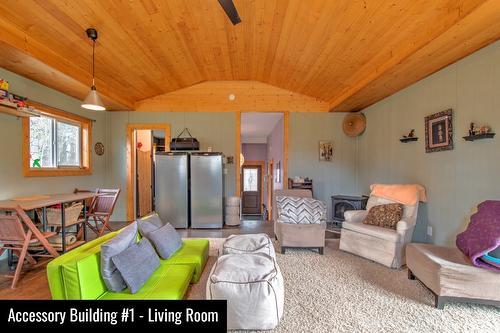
239, 112, 286, 220
136, 129, 153, 218
241, 161, 265, 215
126, 124, 171, 221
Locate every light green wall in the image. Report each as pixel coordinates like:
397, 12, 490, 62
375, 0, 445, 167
105, 111, 237, 221
3, 40, 498, 245
0, 68, 107, 201
105, 111, 357, 221
289, 113, 358, 219
357, 41, 500, 245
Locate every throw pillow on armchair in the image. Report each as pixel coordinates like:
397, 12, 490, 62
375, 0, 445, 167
276, 196, 326, 224
363, 203, 403, 229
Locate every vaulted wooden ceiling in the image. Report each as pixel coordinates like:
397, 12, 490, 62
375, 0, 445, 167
0, 0, 498, 111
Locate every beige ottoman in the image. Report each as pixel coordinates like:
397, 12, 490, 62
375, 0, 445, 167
220, 233, 276, 259
406, 243, 500, 309
206, 253, 284, 330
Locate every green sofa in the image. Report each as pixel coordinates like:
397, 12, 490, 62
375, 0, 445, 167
47, 230, 209, 300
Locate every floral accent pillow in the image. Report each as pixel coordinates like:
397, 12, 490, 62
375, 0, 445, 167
363, 203, 403, 229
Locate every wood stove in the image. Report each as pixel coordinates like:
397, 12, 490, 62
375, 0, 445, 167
331, 195, 368, 225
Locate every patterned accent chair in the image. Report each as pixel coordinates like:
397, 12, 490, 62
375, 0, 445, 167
339, 195, 419, 269
273, 189, 326, 254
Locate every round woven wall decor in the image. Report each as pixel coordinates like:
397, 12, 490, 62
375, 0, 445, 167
343, 113, 366, 137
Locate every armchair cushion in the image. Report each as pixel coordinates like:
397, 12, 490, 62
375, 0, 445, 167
363, 203, 403, 229
344, 210, 368, 223
342, 220, 401, 243
276, 196, 326, 224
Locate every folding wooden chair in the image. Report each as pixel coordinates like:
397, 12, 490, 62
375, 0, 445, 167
0, 215, 57, 288
85, 188, 120, 236
74, 188, 99, 236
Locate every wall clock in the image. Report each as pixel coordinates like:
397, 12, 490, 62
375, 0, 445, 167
94, 142, 105, 156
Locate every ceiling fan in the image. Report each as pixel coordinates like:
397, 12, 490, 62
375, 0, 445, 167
217, 0, 241, 25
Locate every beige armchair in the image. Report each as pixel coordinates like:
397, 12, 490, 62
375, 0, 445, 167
273, 189, 326, 254
339, 195, 419, 268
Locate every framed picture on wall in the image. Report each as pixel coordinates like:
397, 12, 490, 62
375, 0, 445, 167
276, 161, 281, 183
425, 109, 453, 153
319, 141, 333, 161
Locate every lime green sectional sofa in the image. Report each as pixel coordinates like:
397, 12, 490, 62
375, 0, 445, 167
47, 231, 209, 300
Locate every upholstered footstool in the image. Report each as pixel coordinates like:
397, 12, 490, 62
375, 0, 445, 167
406, 243, 500, 309
206, 253, 284, 330
221, 233, 276, 259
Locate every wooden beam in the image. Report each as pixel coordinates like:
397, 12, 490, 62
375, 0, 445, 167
0, 17, 134, 110
328, 0, 488, 112
135, 81, 329, 112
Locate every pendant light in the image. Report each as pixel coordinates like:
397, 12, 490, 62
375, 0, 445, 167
81, 28, 106, 111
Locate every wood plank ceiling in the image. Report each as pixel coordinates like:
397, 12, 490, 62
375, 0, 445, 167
0, 0, 498, 111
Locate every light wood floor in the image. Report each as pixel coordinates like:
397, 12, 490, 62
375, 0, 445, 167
0, 219, 278, 299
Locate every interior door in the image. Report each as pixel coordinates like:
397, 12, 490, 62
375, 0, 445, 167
242, 166, 261, 215
136, 130, 153, 218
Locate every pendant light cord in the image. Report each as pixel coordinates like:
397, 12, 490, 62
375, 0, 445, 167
92, 39, 95, 86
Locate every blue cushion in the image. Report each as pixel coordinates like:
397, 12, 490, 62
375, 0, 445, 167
137, 212, 164, 236
145, 223, 182, 259
111, 238, 160, 294
100, 222, 138, 292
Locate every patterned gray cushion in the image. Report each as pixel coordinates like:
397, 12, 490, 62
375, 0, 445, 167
111, 238, 160, 294
276, 196, 326, 224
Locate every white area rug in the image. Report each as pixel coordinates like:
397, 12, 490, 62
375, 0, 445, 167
187, 238, 500, 332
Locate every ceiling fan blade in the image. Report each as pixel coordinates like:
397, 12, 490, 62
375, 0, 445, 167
217, 0, 241, 25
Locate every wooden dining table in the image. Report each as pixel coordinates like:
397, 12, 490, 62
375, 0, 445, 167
0, 192, 100, 256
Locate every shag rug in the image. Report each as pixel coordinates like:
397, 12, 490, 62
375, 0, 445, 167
186, 238, 500, 332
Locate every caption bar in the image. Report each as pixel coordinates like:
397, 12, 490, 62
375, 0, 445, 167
2, 300, 226, 330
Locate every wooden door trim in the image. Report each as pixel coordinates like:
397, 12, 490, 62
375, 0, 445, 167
268, 159, 274, 219
283, 112, 289, 189
235, 111, 241, 197
243, 160, 265, 209
126, 123, 171, 222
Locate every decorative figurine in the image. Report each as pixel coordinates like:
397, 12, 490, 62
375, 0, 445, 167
469, 122, 476, 136
480, 125, 490, 134
403, 129, 415, 138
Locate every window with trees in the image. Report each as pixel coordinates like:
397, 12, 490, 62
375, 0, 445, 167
23, 103, 92, 176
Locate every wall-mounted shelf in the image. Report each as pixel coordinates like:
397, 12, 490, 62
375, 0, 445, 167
463, 133, 495, 141
0, 100, 40, 118
400, 137, 418, 143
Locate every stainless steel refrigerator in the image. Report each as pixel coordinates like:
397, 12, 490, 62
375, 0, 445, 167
190, 152, 224, 228
155, 152, 189, 228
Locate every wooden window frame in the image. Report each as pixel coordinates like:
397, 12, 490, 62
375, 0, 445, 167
22, 102, 92, 177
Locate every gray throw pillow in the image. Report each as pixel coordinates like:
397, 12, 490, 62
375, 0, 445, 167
111, 238, 160, 294
145, 223, 182, 259
100, 222, 138, 292
137, 212, 164, 236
